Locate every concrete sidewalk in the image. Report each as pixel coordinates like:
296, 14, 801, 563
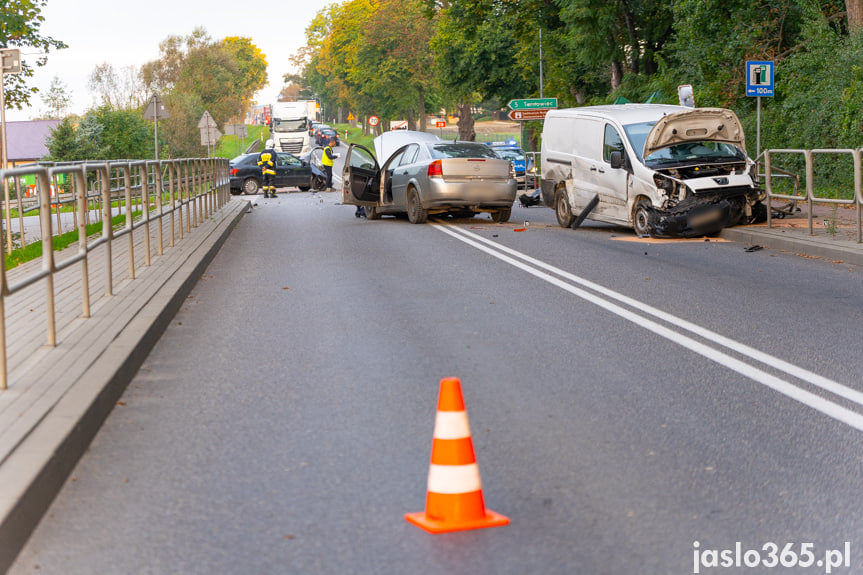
0, 197, 248, 573
720, 204, 863, 267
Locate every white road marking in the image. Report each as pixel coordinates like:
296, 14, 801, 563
435, 223, 863, 432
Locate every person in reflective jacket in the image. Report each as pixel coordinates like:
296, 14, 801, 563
322, 138, 336, 192
258, 139, 278, 198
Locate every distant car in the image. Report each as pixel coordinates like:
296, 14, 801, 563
486, 140, 527, 189
229, 151, 326, 195
341, 130, 517, 223
313, 124, 331, 143
316, 127, 340, 147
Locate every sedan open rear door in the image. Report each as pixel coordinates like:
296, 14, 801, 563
341, 144, 381, 206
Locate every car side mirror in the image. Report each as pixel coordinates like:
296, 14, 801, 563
609, 151, 624, 169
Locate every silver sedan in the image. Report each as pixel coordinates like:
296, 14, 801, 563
342, 131, 517, 223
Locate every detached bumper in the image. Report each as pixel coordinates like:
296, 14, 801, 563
653, 200, 733, 238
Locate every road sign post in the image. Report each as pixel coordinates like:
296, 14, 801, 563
507, 109, 549, 121
198, 111, 221, 157
508, 98, 557, 111
1, 48, 22, 257
746, 61, 775, 159
143, 94, 170, 160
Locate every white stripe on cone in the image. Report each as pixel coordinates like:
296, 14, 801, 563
427, 463, 483, 494
433, 411, 471, 440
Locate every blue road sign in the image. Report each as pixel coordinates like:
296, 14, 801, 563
746, 61, 774, 97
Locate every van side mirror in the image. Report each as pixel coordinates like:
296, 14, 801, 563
609, 151, 624, 170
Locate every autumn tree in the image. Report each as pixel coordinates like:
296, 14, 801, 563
142, 28, 267, 157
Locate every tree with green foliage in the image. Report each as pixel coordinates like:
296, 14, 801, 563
45, 106, 153, 161
0, 0, 67, 109
355, 0, 440, 130
142, 28, 268, 157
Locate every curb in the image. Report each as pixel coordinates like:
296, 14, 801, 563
0, 201, 248, 574
720, 227, 863, 267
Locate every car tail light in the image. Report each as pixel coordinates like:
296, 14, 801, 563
230, 168, 238, 176
427, 160, 443, 178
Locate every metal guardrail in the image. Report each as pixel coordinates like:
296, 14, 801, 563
762, 149, 862, 243
0, 158, 230, 390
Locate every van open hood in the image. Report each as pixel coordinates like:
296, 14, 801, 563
643, 107, 746, 157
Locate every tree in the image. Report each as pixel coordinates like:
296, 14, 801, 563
220, 36, 268, 113
0, 0, 67, 108
45, 107, 153, 161
41, 76, 72, 118
848, 0, 863, 31
356, 0, 440, 130
88, 63, 148, 110
142, 29, 268, 156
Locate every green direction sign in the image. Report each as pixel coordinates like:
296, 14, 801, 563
508, 98, 558, 111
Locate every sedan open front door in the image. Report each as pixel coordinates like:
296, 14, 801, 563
341, 144, 381, 207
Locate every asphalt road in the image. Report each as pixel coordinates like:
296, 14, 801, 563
9, 191, 863, 574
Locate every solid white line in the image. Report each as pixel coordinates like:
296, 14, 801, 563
433, 223, 863, 432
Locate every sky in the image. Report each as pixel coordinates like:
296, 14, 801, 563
6, 0, 332, 121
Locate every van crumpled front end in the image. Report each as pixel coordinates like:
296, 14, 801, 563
644, 163, 765, 238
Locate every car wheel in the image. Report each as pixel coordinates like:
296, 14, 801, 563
407, 188, 428, 224
243, 178, 261, 195
633, 199, 655, 237
311, 175, 326, 191
491, 208, 511, 223
555, 190, 576, 228
367, 206, 381, 220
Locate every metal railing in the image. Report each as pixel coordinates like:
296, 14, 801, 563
0, 157, 230, 390
762, 149, 862, 243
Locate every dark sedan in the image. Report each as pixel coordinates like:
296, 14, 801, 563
229, 152, 326, 195
316, 127, 340, 147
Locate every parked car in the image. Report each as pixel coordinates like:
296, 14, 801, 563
486, 140, 527, 189
316, 126, 340, 146
540, 104, 765, 237
229, 151, 326, 195
341, 130, 517, 223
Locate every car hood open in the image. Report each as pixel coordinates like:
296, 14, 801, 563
643, 107, 746, 157
374, 130, 442, 165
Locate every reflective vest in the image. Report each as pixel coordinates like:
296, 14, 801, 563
322, 146, 334, 167
258, 150, 276, 175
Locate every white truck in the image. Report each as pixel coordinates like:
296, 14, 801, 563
269, 101, 318, 155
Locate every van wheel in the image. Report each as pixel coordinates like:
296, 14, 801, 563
407, 189, 428, 224
491, 208, 511, 223
555, 191, 576, 228
633, 199, 655, 237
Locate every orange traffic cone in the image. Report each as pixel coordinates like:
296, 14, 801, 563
405, 377, 509, 533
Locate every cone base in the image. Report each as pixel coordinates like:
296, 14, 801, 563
405, 509, 510, 534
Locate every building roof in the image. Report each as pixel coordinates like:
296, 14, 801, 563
5, 119, 62, 162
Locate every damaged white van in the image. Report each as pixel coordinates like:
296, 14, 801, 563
540, 104, 765, 237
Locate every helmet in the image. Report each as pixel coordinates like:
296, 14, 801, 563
265, 139, 274, 148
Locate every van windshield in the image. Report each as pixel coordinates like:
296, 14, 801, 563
643, 142, 746, 166
623, 121, 746, 165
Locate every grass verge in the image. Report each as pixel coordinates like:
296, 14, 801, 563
4, 211, 141, 270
